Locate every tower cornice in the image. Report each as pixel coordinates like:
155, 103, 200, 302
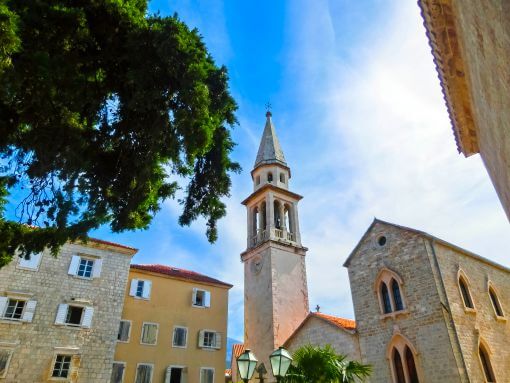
241, 183, 303, 206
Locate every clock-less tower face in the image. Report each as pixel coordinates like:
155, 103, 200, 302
250, 256, 264, 275
241, 112, 309, 382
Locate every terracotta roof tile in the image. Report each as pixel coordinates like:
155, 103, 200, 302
130, 264, 233, 288
312, 312, 356, 330
225, 369, 232, 376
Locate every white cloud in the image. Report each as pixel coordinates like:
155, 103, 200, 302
277, 0, 509, 320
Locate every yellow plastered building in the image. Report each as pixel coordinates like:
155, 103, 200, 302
113, 264, 232, 383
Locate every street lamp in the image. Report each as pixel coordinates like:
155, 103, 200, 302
237, 349, 258, 383
269, 346, 293, 382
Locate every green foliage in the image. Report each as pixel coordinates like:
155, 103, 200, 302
283, 345, 371, 383
0, 0, 239, 265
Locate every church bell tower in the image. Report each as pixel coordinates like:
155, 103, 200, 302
241, 111, 309, 376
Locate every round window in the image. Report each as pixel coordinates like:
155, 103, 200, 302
378, 236, 387, 246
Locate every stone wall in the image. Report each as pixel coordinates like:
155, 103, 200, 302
346, 222, 462, 382
455, 0, 510, 221
0, 242, 133, 382
284, 316, 360, 361
434, 241, 510, 382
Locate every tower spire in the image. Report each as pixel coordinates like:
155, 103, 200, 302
254, 112, 287, 168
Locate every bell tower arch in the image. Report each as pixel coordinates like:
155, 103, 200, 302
241, 111, 309, 378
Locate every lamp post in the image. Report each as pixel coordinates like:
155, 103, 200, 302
269, 347, 293, 383
237, 349, 258, 383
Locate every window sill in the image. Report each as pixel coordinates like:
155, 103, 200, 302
116, 339, 130, 343
495, 315, 507, 323
54, 324, 86, 330
0, 319, 23, 325
463, 307, 477, 315
380, 309, 409, 320
192, 304, 208, 309
133, 296, 150, 301
48, 377, 70, 381
72, 275, 94, 281
200, 347, 219, 351
140, 342, 157, 346
172, 345, 187, 349
15, 266, 39, 272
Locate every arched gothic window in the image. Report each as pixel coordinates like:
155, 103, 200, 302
381, 283, 392, 314
488, 285, 504, 318
458, 275, 474, 309
387, 334, 421, 383
375, 268, 405, 315
405, 346, 419, 383
393, 349, 406, 383
392, 279, 404, 311
267, 172, 273, 183
479, 342, 496, 382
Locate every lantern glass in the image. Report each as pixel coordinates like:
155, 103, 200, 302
237, 349, 258, 380
269, 347, 293, 378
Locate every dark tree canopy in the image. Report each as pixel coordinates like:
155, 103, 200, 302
0, 0, 240, 266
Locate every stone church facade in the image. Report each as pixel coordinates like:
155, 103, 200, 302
345, 219, 510, 382
241, 113, 509, 383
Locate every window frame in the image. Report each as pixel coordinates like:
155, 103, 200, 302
0, 348, 13, 379
199, 367, 215, 383
457, 269, 476, 313
65, 305, 84, 326
192, 288, 211, 308
16, 252, 43, 271
76, 257, 95, 278
117, 319, 132, 343
166, 365, 186, 383
3, 298, 26, 321
140, 322, 159, 346
111, 361, 126, 383
134, 363, 154, 383
51, 354, 72, 379
374, 268, 407, 318
487, 282, 506, 321
478, 340, 496, 383
172, 326, 188, 348
386, 333, 422, 383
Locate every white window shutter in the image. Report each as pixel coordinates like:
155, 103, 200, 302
68, 255, 80, 275
81, 306, 94, 328
92, 258, 103, 278
214, 332, 222, 349
142, 280, 151, 299
165, 367, 172, 383
129, 279, 138, 296
198, 330, 205, 347
55, 304, 68, 325
19, 252, 42, 269
204, 291, 211, 308
192, 288, 198, 305
0, 297, 7, 317
22, 300, 37, 322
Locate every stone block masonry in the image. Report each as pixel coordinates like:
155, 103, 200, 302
0, 241, 135, 382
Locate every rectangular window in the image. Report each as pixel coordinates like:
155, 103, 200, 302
141, 323, 158, 345
111, 362, 125, 383
4, 299, 26, 320
52, 355, 72, 378
66, 306, 84, 325
0, 350, 13, 378
200, 368, 214, 383
136, 280, 144, 297
166, 367, 185, 383
192, 289, 211, 308
172, 327, 187, 348
77, 258, 94, 278
198, 330, 221, 349
17, 252, 42, 270
203, 331, 215, 348
130, 279, 152, 299
117, 320, 131, 342
135, 364, 153, 383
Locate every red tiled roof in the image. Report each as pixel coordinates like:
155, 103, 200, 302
130, 264, 233, 288
284, 312, 356, 347
225, 369, 232, 376
232, 343, 245, 360
312, 312, 356, 330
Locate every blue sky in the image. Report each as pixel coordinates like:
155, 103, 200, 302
88, 0, 509, 341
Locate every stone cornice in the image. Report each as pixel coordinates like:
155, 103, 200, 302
418, 0, 479, 156
241, 183, 303, 206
